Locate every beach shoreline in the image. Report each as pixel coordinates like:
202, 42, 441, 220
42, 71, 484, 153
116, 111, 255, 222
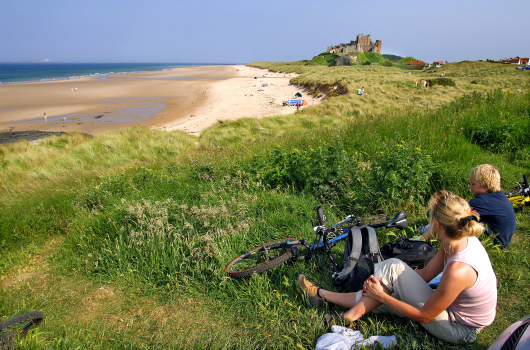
0, 65, 320, 140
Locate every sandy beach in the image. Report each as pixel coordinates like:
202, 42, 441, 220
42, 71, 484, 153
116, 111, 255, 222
0, 65, 320, 138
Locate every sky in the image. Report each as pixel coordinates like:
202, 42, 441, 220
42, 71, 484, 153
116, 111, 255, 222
1, 0, 529, 64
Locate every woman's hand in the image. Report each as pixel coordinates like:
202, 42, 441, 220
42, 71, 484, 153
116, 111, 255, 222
361, 275, 391, 302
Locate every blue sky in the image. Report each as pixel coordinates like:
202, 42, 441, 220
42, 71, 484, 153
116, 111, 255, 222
1, 0, 528, 64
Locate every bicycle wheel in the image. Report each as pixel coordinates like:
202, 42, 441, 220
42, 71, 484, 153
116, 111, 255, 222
0, 311, 44, 336
225, 238, 299, 279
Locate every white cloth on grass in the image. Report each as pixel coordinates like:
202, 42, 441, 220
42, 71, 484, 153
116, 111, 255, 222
315, 325, 397, 350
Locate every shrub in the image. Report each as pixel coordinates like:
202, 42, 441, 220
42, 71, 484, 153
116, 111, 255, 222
430, 77, 456, 86
371, 142, 435, 208
248, 138, 359, 201
382, 54, 403, 61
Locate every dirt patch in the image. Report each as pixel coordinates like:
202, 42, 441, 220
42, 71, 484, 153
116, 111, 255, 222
1, 272, 37, 288
0, 237, 61, 289
0, 131, 66, 145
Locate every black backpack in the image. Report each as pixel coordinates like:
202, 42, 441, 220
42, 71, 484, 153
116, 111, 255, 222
380, 236, 437, 269
332, 226, 384, 292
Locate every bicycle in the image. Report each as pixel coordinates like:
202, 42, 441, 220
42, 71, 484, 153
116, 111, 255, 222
225, 206, 409, 279
0, 311, 44, 350
505, 174, 530, 212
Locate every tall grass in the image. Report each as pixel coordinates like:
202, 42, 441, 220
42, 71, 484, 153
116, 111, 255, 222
1, 62, 529, 349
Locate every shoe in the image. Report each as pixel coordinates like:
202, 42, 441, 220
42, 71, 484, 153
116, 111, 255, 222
297, 274, 326, 308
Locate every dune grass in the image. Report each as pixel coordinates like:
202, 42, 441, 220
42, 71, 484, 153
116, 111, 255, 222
1, 61, 529, 349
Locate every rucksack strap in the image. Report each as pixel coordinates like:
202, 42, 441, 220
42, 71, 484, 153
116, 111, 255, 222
335, 228, 363, 282
365, 226, 384, 263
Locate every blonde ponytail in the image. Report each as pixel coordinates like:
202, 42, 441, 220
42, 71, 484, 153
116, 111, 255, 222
429, 190, 485, 239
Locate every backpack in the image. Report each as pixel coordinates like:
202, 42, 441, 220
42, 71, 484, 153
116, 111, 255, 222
380, 236, 437, 270
332, 226, 384, 292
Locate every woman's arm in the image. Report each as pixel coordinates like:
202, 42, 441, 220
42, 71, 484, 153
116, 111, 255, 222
363, 261, 477, 323
415, 247, 444, 283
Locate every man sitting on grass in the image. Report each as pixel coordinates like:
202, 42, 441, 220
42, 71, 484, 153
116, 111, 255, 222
421, 164, 516, 248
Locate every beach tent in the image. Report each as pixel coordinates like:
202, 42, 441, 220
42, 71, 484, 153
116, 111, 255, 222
295, 92, 302, 97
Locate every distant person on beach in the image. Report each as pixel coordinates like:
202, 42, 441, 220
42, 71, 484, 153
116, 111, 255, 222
43, 112, 47, 122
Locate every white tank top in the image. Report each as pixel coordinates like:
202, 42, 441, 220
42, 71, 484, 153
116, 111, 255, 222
444, 236, 497, 327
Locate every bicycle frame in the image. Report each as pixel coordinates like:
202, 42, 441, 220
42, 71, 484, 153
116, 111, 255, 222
291, 207, 409, 270
506, 175, 530, 210
225, 206, 409, 279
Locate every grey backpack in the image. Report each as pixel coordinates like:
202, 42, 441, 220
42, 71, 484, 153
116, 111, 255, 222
332, 226, 384, 292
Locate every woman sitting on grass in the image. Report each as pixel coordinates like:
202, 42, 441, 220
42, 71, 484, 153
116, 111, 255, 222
298, 190, 497, 344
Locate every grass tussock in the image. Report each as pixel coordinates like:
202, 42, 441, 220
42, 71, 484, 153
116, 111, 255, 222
1, 61, 530, 349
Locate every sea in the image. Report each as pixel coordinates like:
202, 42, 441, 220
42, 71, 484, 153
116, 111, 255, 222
0, 62, 215, 84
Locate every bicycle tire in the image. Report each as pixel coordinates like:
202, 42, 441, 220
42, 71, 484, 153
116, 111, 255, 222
225, 238, 299, 279
0, 311, 44, 336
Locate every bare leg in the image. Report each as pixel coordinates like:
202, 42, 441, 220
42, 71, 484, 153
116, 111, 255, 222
319, 289, 383, 323
342, 295, 383, 323
319, 289, 358, 309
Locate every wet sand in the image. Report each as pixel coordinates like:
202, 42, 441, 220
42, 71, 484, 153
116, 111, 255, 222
0, 65, 319, 139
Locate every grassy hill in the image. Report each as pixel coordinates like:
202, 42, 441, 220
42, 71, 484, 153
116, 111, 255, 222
1, 61, 529, 349
303, 51, 389, 67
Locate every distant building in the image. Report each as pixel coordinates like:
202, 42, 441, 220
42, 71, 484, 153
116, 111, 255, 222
328, 34, 382, 54
406, 61, 425, 66
500, 57, 530, 65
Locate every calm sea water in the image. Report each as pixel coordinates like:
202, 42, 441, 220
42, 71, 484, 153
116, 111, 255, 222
0, 62, 208, 84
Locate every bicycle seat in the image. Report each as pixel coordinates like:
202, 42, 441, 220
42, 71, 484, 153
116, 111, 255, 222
386, 211, 409, 229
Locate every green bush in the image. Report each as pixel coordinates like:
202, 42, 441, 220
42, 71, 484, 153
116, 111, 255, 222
372, 142, 435, 208
382, 54, 403, 61
430, 77, 456, 86
247, 138, 358, 201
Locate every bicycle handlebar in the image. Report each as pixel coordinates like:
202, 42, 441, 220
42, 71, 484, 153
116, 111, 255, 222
314, 206, 326, 225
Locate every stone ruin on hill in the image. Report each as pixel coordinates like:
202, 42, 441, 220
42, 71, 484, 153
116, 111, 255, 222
328, 34, 382, 55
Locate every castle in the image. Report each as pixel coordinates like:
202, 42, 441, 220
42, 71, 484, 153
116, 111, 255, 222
328, 34, 382, 54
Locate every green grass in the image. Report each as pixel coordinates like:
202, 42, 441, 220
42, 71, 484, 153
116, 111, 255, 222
1, 61, 530, 349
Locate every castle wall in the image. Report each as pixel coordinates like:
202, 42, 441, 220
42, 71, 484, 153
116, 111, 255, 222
328, 34, 381, 55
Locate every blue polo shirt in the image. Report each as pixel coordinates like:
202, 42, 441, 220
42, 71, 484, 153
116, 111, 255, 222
469, 192, 517, 248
